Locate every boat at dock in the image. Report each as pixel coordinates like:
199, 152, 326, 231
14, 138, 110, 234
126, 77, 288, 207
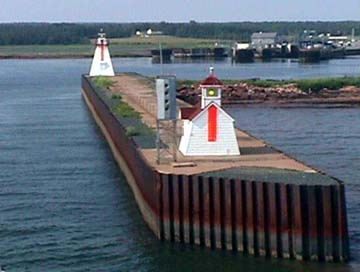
299, 42, 334, 63
151, 48, 173, 62
232, 43, 254, 62
345, 40, 360, 56
172, 47, 228, 59
213, 47, 228, 58
233, 49, 254, 62
299, 47, 323, 62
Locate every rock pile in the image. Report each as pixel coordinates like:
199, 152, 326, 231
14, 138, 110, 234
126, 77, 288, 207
177, 83, 309, 104
338, 86, 360, 96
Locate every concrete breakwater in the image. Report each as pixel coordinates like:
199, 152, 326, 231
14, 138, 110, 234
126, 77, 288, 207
81, 74, 349, 262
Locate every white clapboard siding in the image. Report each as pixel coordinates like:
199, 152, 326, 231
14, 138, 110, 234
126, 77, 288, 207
179, 104, 240, 156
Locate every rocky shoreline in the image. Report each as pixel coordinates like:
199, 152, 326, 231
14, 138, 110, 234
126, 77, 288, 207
177, 83, 360, 105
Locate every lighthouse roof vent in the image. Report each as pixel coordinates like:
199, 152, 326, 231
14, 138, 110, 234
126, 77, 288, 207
200, 67, 223, 87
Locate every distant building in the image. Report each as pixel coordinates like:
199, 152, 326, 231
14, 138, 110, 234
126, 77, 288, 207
251, 32, 280, 48
146, 29, 164, 36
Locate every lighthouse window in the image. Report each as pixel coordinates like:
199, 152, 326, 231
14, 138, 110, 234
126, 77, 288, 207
207, 88, 218, 97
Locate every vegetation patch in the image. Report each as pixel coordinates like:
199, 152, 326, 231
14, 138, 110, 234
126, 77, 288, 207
125, 126, 141, 137
295, 77, 360, 92
178, 76, 360, 93
113, 101, 156, 147
111, 94, 122, 100
114, 101, 141, 119
93, 76, 115, 89
109, 35, 224, 49
1, 22, 359, 46
177, 79, 289, 88
89, 79, 155, 147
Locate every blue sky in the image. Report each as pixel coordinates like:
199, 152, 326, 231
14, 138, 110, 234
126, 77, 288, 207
0, 0, 359, 22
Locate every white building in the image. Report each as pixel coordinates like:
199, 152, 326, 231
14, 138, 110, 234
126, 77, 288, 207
89, 30, 115, 77
251, 32, 280, 48
178, 69, 240, 156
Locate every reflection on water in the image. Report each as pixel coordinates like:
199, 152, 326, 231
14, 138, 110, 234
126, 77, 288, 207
113, 56, 360, 80
151, 56, 229, 64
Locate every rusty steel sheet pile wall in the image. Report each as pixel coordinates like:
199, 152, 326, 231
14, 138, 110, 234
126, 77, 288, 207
158, 174, 349, 262
82, 76, 161, 235
82, 75, 349, 262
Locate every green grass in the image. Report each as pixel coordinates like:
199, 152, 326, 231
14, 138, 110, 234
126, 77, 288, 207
0, 44, 93, 56
114, 101, 141, 118
177, 79, 289, 88
90, 77, 154, 143
111, 94, 122, 100
93, 76, 115, 89
125, 126, 141, 137
178, 77, 360, 93
296, 77, 360, 92
0, 36, 229, 57
108, 35, 229, 49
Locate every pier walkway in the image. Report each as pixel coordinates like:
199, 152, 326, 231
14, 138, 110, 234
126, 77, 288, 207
109, 74, 335, 184
82, 73, 348, 262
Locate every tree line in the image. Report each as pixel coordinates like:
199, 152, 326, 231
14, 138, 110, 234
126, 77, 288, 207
0, 22, 359, 45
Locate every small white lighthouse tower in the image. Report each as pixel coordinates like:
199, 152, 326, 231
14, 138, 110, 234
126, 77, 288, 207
200, 67, 222, 109
89, 29, 115, 77
178, 68, 240, 156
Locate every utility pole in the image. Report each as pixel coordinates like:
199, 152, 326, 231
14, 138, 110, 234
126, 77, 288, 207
159, 41, 164, 75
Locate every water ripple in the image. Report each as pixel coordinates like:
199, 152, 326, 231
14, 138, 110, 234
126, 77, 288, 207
1, 59, 360, 272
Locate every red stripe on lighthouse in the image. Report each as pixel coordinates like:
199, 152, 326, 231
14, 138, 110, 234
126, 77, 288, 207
208, 105, 217, 142
100, 40, 105, 61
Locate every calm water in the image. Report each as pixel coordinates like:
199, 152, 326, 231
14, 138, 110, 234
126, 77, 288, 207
0, 58, 359, 271
120, 57, 360, 80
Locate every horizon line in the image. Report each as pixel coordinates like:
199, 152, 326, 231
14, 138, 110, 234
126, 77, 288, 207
1, 20, 360, 24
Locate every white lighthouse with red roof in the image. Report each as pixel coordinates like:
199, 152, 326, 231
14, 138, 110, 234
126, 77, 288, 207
89, 30, 115, 77
178, 68, 240, 156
